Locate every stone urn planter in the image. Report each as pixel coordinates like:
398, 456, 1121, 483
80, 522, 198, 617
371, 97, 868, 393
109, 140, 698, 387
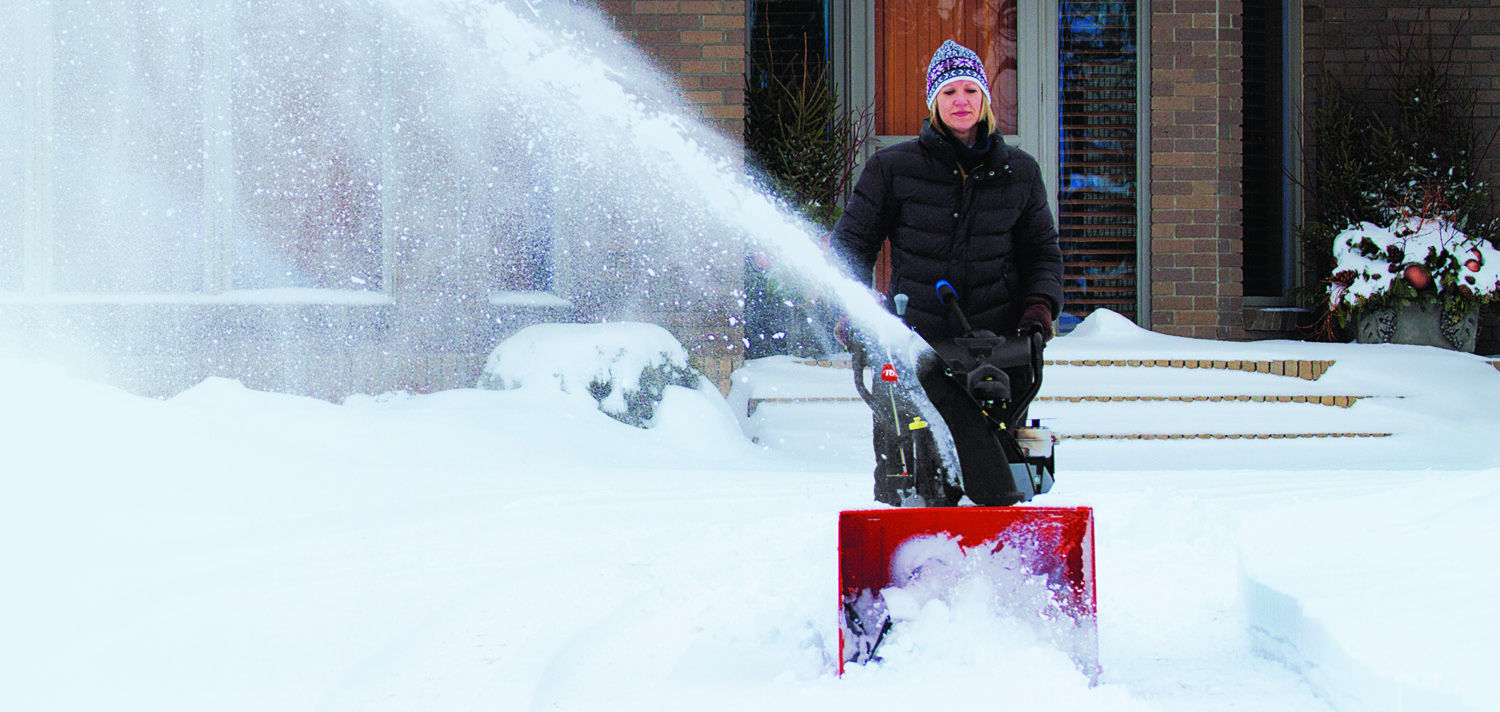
1354, 301, 1479, 352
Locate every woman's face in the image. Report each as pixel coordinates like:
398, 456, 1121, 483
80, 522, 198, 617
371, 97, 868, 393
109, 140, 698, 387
935, 79, 985, 136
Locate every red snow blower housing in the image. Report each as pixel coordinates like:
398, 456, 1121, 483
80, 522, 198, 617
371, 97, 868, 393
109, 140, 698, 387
839, 282, 1097, 677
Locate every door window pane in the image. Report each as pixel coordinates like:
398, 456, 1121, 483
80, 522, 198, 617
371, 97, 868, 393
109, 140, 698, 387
875, 0, 1019, 136
1058, 0, 1138, 322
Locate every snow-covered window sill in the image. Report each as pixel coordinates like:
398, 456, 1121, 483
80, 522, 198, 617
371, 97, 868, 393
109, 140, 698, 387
0, 289, 395, 306
487, 291, 572, 309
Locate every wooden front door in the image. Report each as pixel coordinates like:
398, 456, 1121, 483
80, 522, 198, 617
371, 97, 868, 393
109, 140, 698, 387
869, 1, 1026, 294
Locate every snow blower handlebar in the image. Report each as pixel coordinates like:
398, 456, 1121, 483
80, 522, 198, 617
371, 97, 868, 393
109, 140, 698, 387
934, 280, 973, 335
850, 284, 1045, 411
930, 282, 1047, 431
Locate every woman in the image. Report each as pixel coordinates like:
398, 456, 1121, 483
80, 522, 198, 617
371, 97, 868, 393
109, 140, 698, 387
832, 39, 1062, 342
831, 40, 1064, 505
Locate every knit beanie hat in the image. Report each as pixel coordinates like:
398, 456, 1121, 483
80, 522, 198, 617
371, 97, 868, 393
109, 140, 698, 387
925, 40, 991, 108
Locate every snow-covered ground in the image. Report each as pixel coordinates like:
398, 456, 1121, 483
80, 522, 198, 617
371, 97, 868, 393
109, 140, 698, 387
5, 312, 1497, 712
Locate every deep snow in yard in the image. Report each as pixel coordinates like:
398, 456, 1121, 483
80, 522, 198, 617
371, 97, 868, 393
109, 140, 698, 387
6, 312, 1498, 712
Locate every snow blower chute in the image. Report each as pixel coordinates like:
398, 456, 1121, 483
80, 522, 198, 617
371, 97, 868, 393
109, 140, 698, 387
838, 282, 1098, 677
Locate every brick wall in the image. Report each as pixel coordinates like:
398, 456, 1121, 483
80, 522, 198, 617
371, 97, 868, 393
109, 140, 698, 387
1150, 0, 1246, 339
1305, 2, 1500, 184
597, 1, 748, 139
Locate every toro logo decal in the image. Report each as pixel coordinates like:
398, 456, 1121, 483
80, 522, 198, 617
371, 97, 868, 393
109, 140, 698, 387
880, 364, 900, 383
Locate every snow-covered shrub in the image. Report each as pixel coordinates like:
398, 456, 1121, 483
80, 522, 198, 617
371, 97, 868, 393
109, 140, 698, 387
1302, 51, 1499, 334
479, 322, 711, 428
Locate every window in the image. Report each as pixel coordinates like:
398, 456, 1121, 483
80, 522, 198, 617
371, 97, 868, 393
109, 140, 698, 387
229, 2, 385, 291
749, 0, 826, 79
1, 0, 556, 300
49, 0, 210, 292
1242, 0, 1290, 298
1058, 0, 1139, 322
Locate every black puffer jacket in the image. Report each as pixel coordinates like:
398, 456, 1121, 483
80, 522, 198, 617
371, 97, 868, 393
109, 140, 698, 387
831, 122, 1064, 342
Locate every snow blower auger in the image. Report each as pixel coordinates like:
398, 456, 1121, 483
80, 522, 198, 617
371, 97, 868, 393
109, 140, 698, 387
839, 282, 1098, 679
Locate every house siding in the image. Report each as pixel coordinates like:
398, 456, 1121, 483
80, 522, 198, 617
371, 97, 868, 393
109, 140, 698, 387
604, 1, 1500, 355
598, 1, 749, 139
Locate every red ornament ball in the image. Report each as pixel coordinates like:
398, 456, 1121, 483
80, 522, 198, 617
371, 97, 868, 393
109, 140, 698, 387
1466, 248, 1483, 272
1403, 264, 1432, 289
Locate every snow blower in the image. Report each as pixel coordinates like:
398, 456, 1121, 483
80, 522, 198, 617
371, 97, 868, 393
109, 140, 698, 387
839, 282, 1098, 677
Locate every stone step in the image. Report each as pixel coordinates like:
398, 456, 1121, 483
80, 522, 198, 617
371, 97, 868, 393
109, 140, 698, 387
1053, 358, 1334, 380
1036, 394, 1384, 408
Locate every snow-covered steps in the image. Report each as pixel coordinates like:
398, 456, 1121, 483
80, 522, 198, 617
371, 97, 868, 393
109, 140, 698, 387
745, 387, 1384, 414
731, 355, 1395, 440
761, 355, 1339, 381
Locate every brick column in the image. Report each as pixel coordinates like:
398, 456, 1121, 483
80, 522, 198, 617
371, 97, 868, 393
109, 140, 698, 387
1150, 0, 1245, 339
597, 1, 747, 140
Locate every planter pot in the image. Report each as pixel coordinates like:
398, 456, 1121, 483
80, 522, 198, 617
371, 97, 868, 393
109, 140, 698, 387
1354, 302, 1479, 352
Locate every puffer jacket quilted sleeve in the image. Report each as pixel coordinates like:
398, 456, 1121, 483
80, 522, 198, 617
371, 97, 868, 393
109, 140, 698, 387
830, 124, 1064, 341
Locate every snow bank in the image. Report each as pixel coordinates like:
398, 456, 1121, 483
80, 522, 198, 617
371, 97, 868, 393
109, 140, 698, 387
1240, 474, 1500, 712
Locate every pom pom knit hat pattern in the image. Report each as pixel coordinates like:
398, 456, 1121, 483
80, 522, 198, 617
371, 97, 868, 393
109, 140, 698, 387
925, 40, 991, 108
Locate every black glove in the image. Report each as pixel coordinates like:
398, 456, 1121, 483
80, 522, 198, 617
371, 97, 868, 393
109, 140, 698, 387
1019, 296, 1055, 342
834, 317, 853, 350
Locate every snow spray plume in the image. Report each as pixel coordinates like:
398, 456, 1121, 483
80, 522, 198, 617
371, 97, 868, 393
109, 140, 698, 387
388, 0, 964, 477
1, 0, 960, 475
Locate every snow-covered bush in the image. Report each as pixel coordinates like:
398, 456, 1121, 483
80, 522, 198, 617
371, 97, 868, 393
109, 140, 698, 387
1302, 51, 1499, 334
479, 322, 711, 428
1329, 217, 1500, 317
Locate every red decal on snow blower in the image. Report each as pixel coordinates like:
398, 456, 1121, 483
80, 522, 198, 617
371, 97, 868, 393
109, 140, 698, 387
880, 364, 899, 383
